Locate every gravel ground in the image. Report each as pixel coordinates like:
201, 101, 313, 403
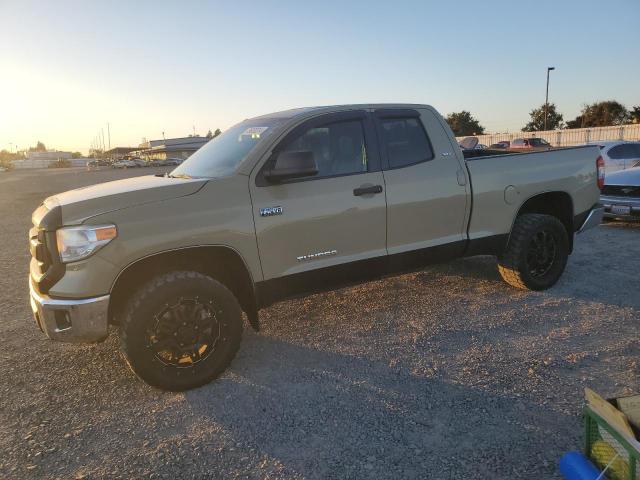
0, 168, 638, 479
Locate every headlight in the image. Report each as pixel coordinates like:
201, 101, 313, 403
56, 225, 117, 263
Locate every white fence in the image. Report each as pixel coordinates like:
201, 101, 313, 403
12, 158, 89, 169
457, 124, 640, 147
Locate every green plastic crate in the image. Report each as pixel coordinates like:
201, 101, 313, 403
585, 406, 640, 480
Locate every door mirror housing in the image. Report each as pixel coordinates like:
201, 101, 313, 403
264, 150, 318, 182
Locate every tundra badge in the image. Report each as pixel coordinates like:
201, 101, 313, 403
260, 206, 283, 217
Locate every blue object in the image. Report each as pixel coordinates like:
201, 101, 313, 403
559, 451, 601, 480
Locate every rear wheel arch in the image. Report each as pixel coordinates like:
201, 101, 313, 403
108, 246, 259, 330
511, 191, 574, 252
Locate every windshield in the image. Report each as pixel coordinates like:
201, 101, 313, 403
171, 118, 283, 178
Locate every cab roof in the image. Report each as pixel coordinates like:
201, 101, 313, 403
249, 103, 434, 121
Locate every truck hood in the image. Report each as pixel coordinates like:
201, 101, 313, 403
44, 175, 207, 224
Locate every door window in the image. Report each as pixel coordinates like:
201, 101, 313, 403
378, 117, 434, 168
278, 120, 368, 179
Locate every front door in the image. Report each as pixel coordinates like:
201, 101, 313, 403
250, 111, 387, 292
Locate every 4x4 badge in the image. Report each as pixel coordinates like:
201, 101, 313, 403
260, 206, 283, 217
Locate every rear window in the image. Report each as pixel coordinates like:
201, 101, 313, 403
607, 143, 640, 160
379, 118, 434, 169
608, 145, 628, 159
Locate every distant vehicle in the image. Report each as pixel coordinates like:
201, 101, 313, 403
587, 141, 640, 174
130, 158, 148, 167
87, 159, 111, 167
457, 138, 488, 151
0, 166, 7, 172
511, 138, 552, 150
600, 165, 640, 221
152, 158, 184, 167
489, 141, 510, 149
112, 159, 138, 169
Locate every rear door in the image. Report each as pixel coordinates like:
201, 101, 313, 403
373, 108, 469, 268
250, 111, 387, 286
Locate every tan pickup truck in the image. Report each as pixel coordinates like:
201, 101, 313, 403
29, 104, 604, 390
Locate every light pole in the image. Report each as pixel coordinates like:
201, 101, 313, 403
544, 66, 555, 131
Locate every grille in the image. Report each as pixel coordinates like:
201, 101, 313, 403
601, 185, 640, 198
29, 225, 52, 276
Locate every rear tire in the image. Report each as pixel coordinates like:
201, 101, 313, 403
119, 271, 243, 391
497, 213, 569, 291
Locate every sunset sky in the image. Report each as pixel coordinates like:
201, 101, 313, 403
1, 0, 638, 154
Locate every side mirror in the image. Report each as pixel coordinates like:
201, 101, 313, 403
264, 150, 318, 182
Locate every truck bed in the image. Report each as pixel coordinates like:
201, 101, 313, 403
463, 145, 601, 241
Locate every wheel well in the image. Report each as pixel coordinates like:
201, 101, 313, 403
109, 246, 257, 327
515, 191, 574, 252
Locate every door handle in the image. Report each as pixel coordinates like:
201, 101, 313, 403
353, 185, 383, 196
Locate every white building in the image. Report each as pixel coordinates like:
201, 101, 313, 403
13, 150, 76, 169
26, 150, 73, 161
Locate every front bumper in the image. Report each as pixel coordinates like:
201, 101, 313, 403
601, 195, 640, 221
576, 205, 604, 234
29, 280, 110, 343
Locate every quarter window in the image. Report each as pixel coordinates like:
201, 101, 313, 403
379, 117, 434, 169
278, 120, 368, 178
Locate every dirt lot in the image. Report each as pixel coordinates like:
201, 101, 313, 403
0, 167, 638, 479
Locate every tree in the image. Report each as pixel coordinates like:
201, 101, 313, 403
206, 129, 213, 139
0, 149, 21, 168
29, 141, 47, 152
630, 105, 640, 124
445, 111, 485, 136
522, 103, 564, 131
565, 115, 584, 129
566, 100, 630, 128
72, 152, 82, 158
213, 128, 221, 138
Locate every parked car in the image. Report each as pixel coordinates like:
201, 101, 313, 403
510, 138, 552, 150
152, 158, 183, 167
0, 166, 7, 173
87, 159, 111, 167
489, 141, 510, 149
28, 103, 603, 391
588, 141, 640, 174
600, 164, 640, 221
130, 158, 149, 167
111, 159, 138, 169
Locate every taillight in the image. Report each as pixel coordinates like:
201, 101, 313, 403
596, 155, 605, 190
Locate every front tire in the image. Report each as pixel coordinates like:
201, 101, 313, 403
119, 271, 243, 391
497, 213, 569, 291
